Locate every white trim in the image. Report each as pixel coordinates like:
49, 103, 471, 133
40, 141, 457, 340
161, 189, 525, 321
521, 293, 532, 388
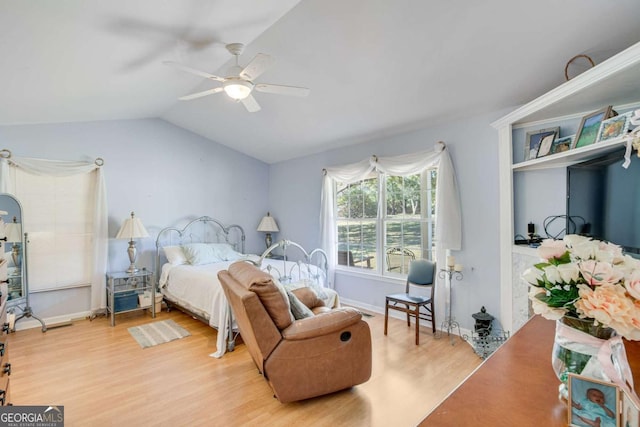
12, 310, 92, 331
335, 266, 406, 286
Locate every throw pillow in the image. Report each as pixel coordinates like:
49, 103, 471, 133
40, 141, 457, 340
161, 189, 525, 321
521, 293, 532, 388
287, 290, 314, 320
182, 243, 222, 265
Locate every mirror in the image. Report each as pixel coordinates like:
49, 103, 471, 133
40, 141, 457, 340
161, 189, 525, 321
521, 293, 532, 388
0, 193, 24, 303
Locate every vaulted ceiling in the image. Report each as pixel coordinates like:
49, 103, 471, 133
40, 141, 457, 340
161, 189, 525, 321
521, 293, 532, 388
2, 0, 640, 163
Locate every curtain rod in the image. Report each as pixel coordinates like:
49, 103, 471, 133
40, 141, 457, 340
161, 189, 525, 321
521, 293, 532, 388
321, 141, 447, 175
0, 149, 105, 166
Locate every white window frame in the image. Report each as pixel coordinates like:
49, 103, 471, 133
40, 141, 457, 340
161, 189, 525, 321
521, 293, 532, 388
335, 168, 437, 278
320, 145, 462, 289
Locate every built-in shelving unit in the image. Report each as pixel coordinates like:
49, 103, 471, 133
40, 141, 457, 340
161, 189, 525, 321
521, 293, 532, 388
492, 41, 640, 334
512, 135, 629, 172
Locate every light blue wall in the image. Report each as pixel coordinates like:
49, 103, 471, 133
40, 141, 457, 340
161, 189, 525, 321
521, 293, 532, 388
0, 108, 513, 332
269, 109, 511, 331
0, 118, 270, 320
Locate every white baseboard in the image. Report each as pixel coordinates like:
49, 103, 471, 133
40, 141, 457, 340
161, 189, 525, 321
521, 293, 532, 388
11, 310, 93, 332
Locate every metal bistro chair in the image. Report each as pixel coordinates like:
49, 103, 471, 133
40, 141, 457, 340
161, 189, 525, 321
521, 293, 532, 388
386, 247, 415, 273
384, 259, 436, 345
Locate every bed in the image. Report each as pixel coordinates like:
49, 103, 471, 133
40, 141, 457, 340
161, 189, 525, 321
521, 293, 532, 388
155, 216, 335, 358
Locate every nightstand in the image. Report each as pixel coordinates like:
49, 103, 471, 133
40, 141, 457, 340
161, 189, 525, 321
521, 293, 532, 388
106, 268, 154, 326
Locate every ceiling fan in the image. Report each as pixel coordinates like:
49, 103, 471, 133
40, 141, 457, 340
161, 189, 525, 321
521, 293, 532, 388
164, 43, 310, 112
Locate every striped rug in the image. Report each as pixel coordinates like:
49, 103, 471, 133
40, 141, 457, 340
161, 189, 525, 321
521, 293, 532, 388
128, 320, 191, 349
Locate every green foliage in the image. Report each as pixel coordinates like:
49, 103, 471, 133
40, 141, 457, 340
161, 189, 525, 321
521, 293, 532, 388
535, 286, 579, 309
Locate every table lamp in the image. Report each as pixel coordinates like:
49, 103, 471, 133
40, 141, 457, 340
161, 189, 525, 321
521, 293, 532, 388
116, 211, 149, 274
257, 212, 279, 249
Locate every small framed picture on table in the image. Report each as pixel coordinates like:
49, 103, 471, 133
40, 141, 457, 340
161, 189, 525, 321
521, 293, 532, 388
524, 127, 559, 161
568, 373, 620, 427
573, 106, 613, 149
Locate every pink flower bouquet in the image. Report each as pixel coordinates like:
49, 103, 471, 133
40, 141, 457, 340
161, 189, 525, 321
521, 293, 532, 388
523, 234, 640, 340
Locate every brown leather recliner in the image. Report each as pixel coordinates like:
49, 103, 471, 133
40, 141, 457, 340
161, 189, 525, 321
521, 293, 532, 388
218, 261, 372, 403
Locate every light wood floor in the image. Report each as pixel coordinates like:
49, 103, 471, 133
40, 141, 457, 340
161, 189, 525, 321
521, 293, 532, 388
7, 308, 481, 427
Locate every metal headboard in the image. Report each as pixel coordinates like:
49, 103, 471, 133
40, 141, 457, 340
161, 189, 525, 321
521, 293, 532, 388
155, 216, 245, 284
258, 240, 329, 286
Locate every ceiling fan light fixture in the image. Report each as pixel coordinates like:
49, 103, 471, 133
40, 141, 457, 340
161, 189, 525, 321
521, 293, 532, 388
223, 79, 253, 100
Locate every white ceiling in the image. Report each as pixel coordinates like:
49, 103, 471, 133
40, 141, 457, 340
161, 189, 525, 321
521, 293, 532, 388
2, 1, 640, 164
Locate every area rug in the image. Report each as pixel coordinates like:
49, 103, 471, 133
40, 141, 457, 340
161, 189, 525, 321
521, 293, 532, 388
128, 319, 191, 349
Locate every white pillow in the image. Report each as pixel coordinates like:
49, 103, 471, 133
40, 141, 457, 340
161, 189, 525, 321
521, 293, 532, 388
163, 246, 187, 265
181, 243, 223, 265
209, 243, 243, 261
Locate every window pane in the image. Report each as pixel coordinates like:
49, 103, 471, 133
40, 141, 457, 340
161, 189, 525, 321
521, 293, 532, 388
336, 177, 378, 270
383, 171, 437, 274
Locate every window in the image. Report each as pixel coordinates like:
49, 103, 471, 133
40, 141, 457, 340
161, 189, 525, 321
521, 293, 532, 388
336, 169, 437, 276
15, 170, 95, 292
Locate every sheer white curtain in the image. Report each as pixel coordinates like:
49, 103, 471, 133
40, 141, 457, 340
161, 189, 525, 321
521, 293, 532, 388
320, 142, 462, 284
320, 158, 376, 288
0, 155, 108, 312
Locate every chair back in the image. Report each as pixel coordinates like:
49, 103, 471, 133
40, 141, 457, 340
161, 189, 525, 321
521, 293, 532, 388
406, 259, 436, 290
338, 250, 354, 266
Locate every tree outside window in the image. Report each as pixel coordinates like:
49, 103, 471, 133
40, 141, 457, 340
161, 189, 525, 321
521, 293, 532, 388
336, 170, 437, 276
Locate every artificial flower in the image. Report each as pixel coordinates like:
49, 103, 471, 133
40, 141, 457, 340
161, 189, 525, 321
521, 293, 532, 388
538, 239, 568, 261
524, 234, 640, 340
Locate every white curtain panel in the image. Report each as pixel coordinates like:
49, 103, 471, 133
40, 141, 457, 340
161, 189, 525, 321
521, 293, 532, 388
0, 156, 108, 312
320, 142, 462, 286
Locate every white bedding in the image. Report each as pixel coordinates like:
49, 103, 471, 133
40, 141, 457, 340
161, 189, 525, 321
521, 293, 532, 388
159, 257, 336, 358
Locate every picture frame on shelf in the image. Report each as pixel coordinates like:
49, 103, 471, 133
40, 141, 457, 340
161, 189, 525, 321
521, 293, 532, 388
550, 135, 574, 155
596, 112, 632, 143
622, 389, 640, 427
524, 127, 559, 161
573, 105, 613, 149
536, 133, 556, 158
567, 373, 620, 427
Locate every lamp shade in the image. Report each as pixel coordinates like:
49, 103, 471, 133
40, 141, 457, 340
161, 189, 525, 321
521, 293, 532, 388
4, 217, 21, 243
257, 213, 279, 233
116, 212, 149, 240
224, 79, 253, 100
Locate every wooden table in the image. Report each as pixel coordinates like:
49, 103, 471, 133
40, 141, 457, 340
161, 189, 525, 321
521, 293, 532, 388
419, 315, 640, 426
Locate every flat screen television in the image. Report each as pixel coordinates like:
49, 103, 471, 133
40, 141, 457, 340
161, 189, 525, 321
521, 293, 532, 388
567, 147, 640, 255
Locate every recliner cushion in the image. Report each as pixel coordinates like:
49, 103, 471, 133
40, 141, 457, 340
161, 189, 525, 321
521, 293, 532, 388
290, 287, 324, 309
228, 261, 294, 329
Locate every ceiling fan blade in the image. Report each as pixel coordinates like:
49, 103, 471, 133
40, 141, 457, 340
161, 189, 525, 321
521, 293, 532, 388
179, 87, 224, 101
255, 83, 310, 97
241, 94, 261, 113
239, 53, 274, 81
163, 61, 225, 82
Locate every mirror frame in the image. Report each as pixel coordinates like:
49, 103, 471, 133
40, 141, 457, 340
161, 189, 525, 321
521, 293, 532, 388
0, 192, 25, 306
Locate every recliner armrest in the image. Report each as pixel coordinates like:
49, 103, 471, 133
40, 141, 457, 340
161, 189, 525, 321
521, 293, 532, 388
281, 307, 362, 340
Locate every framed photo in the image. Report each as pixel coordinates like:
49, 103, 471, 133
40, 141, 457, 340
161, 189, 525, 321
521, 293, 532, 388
550, 135, 574, 155
525, 127, 560, 161
597, 112, 632, 143
573, 106, 613, 149
622, 390, 640, 427
568, 373, 620, 427
536, 133, 556, 157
